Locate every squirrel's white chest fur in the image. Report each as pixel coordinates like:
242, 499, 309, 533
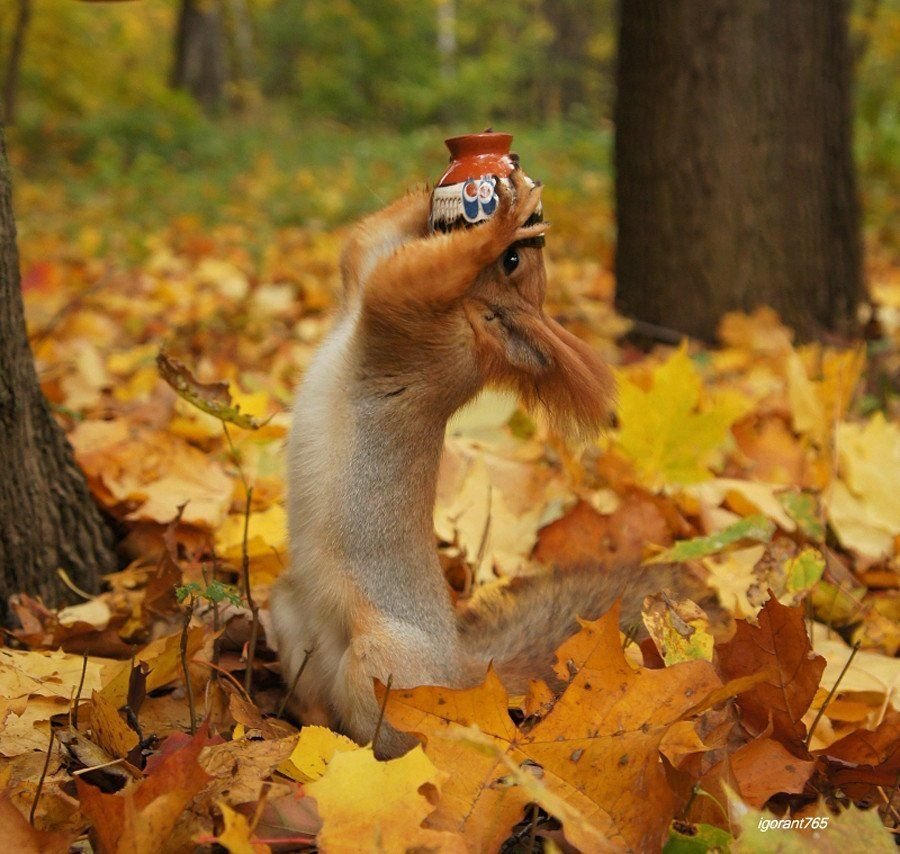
269, 308, 462, 734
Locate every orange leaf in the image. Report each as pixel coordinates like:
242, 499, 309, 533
77, 726, 213, 853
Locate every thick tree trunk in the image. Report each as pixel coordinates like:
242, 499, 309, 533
170, 0, 228, 109
0, 129, 115, 623
2, 0, 32, 125
614, 0, 863, 341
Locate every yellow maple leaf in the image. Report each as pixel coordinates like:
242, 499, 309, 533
304, 745, 464, 853
614, 344, 741, 489
277, 725, 358, 783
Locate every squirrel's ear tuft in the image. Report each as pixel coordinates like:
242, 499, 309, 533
518, 316, 615, 440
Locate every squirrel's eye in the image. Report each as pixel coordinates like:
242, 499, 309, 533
502, 247, 520, 275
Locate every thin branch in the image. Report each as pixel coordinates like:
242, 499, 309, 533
71, 652, 89, 730
277, 646, 315, 719
372, 674, 393, 755
240, 485, 260, 697
29, 727, 54, 826
806, 640, 861, 748
181, 595, 197, 735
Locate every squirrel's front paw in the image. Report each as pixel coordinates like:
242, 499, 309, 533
488, 168, 549, 250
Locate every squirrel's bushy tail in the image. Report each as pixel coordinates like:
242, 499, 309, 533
457, 564, 713, 693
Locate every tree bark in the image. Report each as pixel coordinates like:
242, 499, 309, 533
614, 0, 863, 341
170, 0, 228, 109
0, 128, 115, 623
2, 0, 32, 125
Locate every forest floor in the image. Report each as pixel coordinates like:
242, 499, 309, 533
1, 121, 898, 851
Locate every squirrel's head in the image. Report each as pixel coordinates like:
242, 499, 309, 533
463, 243, 615, 440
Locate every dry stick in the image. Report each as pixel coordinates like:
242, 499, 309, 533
525, 803, 540, 854
277, 646, 315, 720
29, 727, 55, 826
240, 485, 260, 697
224, 421, 260, 698
805, 640, 861, 748
181, 595, 198, 735
878, 778, 900, 826
71, 651, 89, 730
372, 675, 394, 755
192, 657, 251, 701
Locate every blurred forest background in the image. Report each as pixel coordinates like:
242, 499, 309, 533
0, 0, 896, 270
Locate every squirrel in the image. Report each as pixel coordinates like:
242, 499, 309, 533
269, 168, 708, 758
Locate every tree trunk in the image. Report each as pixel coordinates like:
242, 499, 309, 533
614, 0, 863, 341
2, 0, 32, 125
170, 0, 228, 109
0, 128, 115, 623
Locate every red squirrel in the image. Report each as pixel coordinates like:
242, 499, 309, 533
269, 168, 694, 757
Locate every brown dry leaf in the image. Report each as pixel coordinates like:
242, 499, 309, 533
199, 736, 298, 804
305, 745, 465, 853
0, 791, 72, 854
89, 690, 139, 759
716, 597, 826, 746
816, 708, 900, 801
532, 491, 674, 570
227, 693, 297, 741
382, 607, 722, 852
729, 736, 815, 808
70, 420, 233, 528
77, 727, 213, 854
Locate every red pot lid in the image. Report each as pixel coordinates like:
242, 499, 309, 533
437, 132, 515, 186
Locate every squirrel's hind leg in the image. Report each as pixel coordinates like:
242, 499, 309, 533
333, 619, 458, 758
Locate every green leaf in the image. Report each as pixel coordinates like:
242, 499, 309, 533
645, 515, 776, 565
175, 582, 202, 603
778, 490, 825, 541
664, 821, 732, 853
784, 548, 826, 596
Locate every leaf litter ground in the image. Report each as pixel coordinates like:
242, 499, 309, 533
2, 211, 899, 851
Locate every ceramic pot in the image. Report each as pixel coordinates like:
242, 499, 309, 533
430, 131, 542, 238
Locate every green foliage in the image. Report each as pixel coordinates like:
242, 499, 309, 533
176, 580, 242, 606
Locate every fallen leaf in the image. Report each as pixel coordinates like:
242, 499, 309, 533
382, 607, 722, 852
77, 726, 213, 853
214, 801, 271, 854
305, 745, 465, 853
615, 344, 743, 488
716, 597, 826, 746
277, 725, 358, 783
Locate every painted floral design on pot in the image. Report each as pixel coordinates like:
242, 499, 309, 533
430, 131, 543, 244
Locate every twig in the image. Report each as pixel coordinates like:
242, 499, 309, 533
525, 803, 540, 854
29, 727, 55, 826
372, 674, 393, 754
191, 657, 252, 701
239, 485, 260, 697
806, 640, 861, 748
621, 623, 641, 650
277, 646, 315, 719
71, 758, 125, 776
181, 595, 197, 735
880, 772, 900, 826
71, 651, 89, 730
